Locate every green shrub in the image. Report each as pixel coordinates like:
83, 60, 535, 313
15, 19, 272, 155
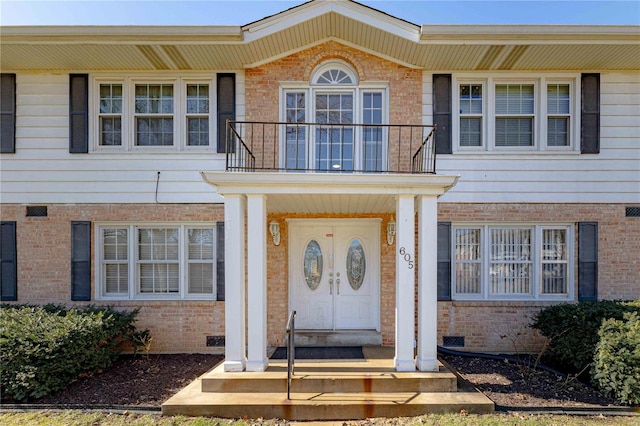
0, 305, 146, 401
592, 311, 640, 405
531, 300, 640, 374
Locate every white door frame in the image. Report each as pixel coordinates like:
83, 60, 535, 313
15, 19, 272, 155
287, 218, 381, 332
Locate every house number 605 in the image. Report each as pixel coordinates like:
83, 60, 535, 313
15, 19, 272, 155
399, 247, 414, 269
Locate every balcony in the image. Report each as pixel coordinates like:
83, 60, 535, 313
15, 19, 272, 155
224, 121, 437, 174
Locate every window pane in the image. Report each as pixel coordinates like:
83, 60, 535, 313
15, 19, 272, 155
139, 263, 179, 293
105, 264, 128, 294
103, 229, 128, 260
542, 263, 567, 294
460, 118, 482, 147
188, 228, 214, 260
455, 228, 482, 295
489, 228, 532, 295
495, 118, 533, 146
135, 84, 173, 114
541, 229, 567, 294
188, 263, 213, 293
100, 84, 123, 114
547, 117, 569, 146
186, 84, 209, 114
495, 84, 534, 114
460, 84, 482, 114
456, 263, 481, 294
136, 117, 173, 146
100, 117, 122, 146
547, 84, 570, 114
187, 117, 209, 146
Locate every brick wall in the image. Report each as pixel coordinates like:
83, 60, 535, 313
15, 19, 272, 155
1, 201, 637, 354
0, 203, 225, 354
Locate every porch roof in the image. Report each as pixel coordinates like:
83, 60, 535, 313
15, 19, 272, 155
200, 171, 459, 213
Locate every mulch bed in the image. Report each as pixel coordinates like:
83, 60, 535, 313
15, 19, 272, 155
2, 352, 621, 409
440, 354, 617, 408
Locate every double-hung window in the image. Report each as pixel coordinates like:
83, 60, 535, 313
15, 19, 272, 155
495, 84, 534, 147
459, 84, 483, 147
454, 75, 577, 151
452, 224, 573, 300
546, 84, 571, 147
93, 76, 214, 151
97, 223, 217, 300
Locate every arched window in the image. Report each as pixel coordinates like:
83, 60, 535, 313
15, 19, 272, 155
311, 61, 358, 86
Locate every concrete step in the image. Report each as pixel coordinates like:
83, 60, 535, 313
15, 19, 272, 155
163, 381, 494, 420
201, 363, 457, 393
294, 330, 382, 346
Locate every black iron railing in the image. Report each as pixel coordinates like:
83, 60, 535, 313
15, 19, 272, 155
285, 310, 296, 400
225, 121, 437, 174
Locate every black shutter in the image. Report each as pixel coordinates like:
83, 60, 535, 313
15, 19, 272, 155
0, 221, 18, 301
69, 74, 89, 153
0, 73, 16, 154
437, 222, 452, 301
217, 74, 235, 153
581, 73, 600, 154
216, 221, 225, 301
71, 221, 91, 301
433, 74, 452, 154
578, 222, 598, 301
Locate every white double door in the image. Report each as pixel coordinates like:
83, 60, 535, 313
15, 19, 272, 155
289, 220, 380, 330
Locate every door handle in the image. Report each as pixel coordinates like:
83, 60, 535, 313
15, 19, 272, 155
329, 278, 333, 295
336, 278, 340, 295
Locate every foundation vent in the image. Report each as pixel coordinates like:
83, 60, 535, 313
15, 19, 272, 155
26, 206, 48, 217
626, 207, 640, 217
206, 336, 225, 347
442, 336, 465, 348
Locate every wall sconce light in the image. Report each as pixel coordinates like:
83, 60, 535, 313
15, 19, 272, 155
269, 221, 281, 246
386, 217, 396, 246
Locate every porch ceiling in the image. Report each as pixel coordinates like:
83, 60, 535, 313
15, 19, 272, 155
200, 172, 459, 214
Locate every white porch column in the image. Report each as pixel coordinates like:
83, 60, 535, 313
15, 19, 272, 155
416, 195, 439, 371
223, 194, 246, 372
246, 194, 268, 372
394, 194, 416, 372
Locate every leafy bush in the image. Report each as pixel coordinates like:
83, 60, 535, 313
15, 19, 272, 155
531, 300, 640, 374
0, 304, 147, 401
592, 311, 640, 405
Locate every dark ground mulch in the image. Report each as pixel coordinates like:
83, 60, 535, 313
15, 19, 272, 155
441, 354, 618, 408
2, 352, 621, 409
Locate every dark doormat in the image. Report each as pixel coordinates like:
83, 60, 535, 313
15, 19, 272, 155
270, 346, 364, 360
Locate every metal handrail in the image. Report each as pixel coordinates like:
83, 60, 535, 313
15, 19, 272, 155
285, 310, 296, 400
225, 121, 437, 174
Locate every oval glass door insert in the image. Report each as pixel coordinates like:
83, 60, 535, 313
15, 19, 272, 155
346, 239, 366, 290
303, 240, 323, 290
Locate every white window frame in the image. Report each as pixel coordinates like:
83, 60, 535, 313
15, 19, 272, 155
451, 223, 574, 301
95, 223, 217, 301
452, 74, 580, 153
279, 63, 389, 171
91, 75, 216, 152
457, 81, 485, 150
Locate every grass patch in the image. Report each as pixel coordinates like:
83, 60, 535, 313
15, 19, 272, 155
0, 412, 638, 426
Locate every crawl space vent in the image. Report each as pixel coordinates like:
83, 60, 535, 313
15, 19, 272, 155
442, 336, 465, 348
626, 207, 640, 217
26, 206, 48, 217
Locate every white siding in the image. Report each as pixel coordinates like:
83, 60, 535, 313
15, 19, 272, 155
425, 71, 640, 203
0, 72, 247, 204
